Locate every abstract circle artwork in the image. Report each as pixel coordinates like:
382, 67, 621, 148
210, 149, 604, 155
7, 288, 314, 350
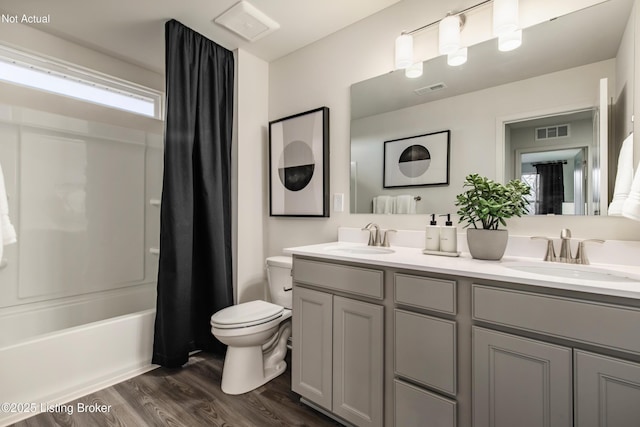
398, 144, 431, 178
278, 140, 315, 191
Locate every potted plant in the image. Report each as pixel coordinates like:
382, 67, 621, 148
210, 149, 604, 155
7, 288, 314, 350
455, 173, 531, 260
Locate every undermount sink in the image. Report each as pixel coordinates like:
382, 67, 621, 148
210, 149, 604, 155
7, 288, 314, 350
324, 245, 395, 255
503, 262, 640, 283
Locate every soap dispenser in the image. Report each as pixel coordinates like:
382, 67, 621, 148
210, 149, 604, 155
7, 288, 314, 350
439, 214, 458, 253
425, 214, 441, 251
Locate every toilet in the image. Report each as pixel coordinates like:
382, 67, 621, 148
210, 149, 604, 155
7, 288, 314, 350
210, 256, 292, 395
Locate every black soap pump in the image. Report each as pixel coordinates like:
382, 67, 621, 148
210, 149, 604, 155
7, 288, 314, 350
439, 214, 458, 253
425, 213, 440, 251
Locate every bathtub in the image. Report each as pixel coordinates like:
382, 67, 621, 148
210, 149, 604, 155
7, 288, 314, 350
0, 306, 157, 426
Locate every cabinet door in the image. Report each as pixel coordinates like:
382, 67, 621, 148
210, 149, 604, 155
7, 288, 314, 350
473, 327, 572, 427
575, 350, 640, 427
333, 296, 384, 427
292, 286, 333, 410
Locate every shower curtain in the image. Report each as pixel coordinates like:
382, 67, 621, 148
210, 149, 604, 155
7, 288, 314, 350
535, 162, 565, 215
153, 20, 234, 368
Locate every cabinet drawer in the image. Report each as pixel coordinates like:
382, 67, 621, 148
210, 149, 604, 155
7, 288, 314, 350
473, 285, 640, 355
395, 309, 456, 394
395, 379, 456, 427
395, 273, 456, 314
293, 258, 383, 299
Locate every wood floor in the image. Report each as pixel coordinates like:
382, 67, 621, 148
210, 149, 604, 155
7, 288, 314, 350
12, 352, 341, 427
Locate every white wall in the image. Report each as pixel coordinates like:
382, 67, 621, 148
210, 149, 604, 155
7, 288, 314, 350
234, 49, 270, 303
267, 0, 640, 257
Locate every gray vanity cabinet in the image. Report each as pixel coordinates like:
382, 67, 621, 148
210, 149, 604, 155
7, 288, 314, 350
291, 258, 384, 427
472, 327, 573, 427
574, 350, 640, 427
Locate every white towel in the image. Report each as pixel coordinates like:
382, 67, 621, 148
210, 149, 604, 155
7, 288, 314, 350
622, 161, 640, 221
608, 133, 634, 215
373, 195, 393, 214
0, 162, 16, 262
395, 195, 416, 214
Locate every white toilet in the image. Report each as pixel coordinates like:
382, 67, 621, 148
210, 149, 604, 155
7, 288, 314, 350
210, 256, 292, 395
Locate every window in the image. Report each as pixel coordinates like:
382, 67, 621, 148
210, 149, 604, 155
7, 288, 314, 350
0, 45, 162, 119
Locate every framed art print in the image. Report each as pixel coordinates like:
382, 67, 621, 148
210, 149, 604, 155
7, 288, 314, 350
383, 130, 450, 188
269, 107, 330, 217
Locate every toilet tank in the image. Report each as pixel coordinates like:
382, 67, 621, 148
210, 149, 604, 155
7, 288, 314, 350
266, 256, 293, 309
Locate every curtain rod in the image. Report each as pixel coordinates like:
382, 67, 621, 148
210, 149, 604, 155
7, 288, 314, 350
532, 160, 568, 166
405, 0, 493, 36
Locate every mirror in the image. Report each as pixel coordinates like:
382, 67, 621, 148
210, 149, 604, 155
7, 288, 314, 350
350, 0, 634, 215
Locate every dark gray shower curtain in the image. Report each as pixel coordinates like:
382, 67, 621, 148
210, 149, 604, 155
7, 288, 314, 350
535, 162, 564, 215
152, 20, 234, 368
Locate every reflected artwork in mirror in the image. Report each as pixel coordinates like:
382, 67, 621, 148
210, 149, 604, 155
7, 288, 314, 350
350, 0, 634, 216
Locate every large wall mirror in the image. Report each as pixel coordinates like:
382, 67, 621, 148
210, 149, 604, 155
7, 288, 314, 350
350, 0, 634, 216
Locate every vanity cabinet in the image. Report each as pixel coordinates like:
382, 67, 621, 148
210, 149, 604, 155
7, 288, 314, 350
290, 253, 640, 426
292, 259, 384, 427
472, 284, 640, 427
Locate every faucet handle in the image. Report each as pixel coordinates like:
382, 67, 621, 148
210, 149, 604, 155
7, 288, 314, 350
560, 228, 572, 239
381, 229, 397, 247
531, 236, 557, 262
575, 239, 605, 265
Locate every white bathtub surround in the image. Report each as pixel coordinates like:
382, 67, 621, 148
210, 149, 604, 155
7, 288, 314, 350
0, 310, 156, 426
0, 162, 16, 261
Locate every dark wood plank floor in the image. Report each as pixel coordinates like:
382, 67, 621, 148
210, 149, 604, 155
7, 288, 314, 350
12, 352, 341, 427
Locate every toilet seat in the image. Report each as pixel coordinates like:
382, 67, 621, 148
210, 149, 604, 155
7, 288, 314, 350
211, 300, 284, 329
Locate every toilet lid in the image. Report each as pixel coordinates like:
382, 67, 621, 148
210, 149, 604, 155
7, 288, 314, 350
211, 300, 284, 329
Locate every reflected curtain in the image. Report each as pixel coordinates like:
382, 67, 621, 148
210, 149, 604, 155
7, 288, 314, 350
153, 20, 234, 368
535, 162, 564, 215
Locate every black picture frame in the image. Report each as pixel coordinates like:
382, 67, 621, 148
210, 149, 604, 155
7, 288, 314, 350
269, 107, 330, 217
383, 130, 450, 188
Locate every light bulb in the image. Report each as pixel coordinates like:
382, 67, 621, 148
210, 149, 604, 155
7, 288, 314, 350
405, 61, 423, 78
447, 47, 468, 66
395, 34, 413, 69
439, 15, 461, 55
498, 29, 522, 51
493, 0, 519, 36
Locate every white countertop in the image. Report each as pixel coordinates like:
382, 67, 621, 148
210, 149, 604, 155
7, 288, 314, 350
284, 241, 640, 300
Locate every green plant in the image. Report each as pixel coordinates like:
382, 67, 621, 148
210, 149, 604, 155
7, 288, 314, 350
455, 173, 531, 230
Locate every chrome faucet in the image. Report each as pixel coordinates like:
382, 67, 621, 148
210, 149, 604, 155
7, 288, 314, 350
531, 229, 605, 265
362, 223, 381, 246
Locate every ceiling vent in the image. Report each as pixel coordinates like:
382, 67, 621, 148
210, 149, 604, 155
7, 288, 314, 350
214, 1, 280, 42
536, 124, 570, 140
414, 82, 447, 96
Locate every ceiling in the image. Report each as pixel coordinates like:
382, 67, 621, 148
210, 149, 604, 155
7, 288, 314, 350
0, 0, 402, 73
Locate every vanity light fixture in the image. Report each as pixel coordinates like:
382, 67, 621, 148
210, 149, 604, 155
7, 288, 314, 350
448, 47, 468, 66
438, 14, 463, 55
395, 33, 414, 69
405, 61, 423, 78
393, 0, 521, 75
493, 0, 519, 36
498, 29, 522, 51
